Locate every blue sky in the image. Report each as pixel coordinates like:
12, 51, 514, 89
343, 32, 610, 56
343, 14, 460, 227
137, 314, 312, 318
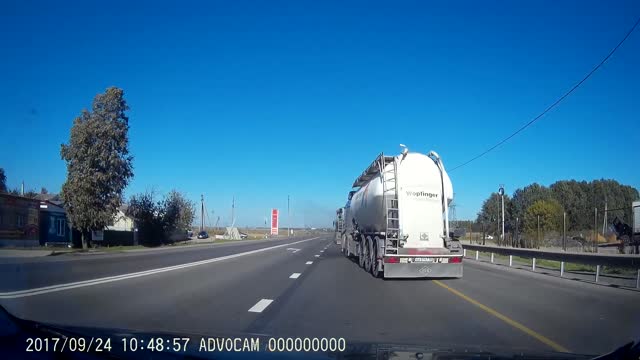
1, 0, 639, 227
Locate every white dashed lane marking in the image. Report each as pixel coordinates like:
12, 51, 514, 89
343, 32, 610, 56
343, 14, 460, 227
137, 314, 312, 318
305, 261, 313, 265
248, 299, 273, 313
314, 255, 320, 257
289, 273, 301, 279
0, 237, 321, 299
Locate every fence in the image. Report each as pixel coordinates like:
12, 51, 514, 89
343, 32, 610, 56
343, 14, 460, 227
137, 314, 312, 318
462, 243, 640, 288
456, 205, 639, 254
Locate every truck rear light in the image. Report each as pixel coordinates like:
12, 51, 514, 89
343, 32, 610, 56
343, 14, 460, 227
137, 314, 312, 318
449, 256, 462, 263
384, 257, 399, 263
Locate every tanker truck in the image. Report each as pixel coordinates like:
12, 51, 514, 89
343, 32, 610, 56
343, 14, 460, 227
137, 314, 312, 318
341, 146, 463, 278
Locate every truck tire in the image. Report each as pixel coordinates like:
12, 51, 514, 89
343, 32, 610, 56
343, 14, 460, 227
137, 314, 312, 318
358, 241, 366, 268
371, 237, 382, 278
343, 238, 349, 257
363, 237, 372, 273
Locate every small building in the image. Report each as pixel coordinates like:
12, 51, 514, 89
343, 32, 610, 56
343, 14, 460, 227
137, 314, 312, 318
107, 206, 134, 232
38, 200, 72, 246
91, 205, 136, 246
0, 193, 41, 247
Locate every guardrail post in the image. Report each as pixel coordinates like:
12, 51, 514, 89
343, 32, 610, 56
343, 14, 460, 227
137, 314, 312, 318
463, 249, 467, 257
461, 245, 635, 280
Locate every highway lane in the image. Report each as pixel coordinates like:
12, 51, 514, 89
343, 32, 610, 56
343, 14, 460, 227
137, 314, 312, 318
440, 260, 640, 353
1, 235, 638, 356
0, 236, 320, 292
260, 243, 639, 355
0, 235, 331, 336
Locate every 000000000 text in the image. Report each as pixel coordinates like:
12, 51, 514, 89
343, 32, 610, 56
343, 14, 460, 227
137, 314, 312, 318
199, 337, 347, 352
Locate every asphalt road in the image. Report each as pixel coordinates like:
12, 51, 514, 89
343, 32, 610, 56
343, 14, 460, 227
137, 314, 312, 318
1, 234, 639, 356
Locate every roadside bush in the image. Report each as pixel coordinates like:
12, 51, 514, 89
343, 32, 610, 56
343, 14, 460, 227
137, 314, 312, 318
127, 190, 194, 246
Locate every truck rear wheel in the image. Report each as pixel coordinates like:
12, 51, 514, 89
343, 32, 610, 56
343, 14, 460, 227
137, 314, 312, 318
358, 241, 366, 268
371, 237, 382, 278
345, 236, 352, 258
363, 237, 372, 273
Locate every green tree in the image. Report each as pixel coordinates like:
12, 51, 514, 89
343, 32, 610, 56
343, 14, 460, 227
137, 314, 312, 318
127, 191, 164, 246
0, 168, 6, 193
589, 179, 638, 226
476, 192, 512, 244
24, 189, 38, 198
127, 190, 195, 246
550, 179, 639, 231
549, 180, 587, 231
511, 183, 553, 233
523, 199, 563, 247
5, 187, 38, 198
162, 190, 195, 234
60, 87, 134, 249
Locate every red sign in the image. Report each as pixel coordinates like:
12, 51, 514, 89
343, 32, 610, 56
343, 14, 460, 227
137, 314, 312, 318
271, 209, 279, 235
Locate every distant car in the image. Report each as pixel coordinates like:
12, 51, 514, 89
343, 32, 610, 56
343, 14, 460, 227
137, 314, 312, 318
239, 232, 248, 240
197, 231, 209, 239
187, 230, 194, 238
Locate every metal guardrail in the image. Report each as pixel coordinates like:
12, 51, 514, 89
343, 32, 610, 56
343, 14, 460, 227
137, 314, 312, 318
462, 244, 640, 288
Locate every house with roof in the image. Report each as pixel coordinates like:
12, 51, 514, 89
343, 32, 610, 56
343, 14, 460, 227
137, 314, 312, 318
0, 193, 40, 247
38, 200, 72, 246
90, 205, 136, 246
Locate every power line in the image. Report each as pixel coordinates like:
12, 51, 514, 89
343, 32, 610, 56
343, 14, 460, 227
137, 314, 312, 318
450, 14, 640, 172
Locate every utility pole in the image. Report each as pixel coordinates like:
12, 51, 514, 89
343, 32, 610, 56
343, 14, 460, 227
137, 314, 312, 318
231, 196, 235, 227
537, 214, 540, 249
482, 220, 486, 245
602, 201, 607, 236
563, 211, 566, 251
450, 194, 457, 230
287, 195, 290, 237
515, 217, 519, 248
200, 194, 204, 232
499, 185, 505, 246
594, 207, 598, 253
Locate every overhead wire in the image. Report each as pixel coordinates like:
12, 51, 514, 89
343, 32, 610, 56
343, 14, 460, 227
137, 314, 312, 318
450, 14, 640, 172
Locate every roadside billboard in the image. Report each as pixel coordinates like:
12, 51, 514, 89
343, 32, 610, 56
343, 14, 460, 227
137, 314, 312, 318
271, 209, 279, 235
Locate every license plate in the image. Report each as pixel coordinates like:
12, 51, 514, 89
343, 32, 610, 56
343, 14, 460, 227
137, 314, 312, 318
414, 257, 449, 263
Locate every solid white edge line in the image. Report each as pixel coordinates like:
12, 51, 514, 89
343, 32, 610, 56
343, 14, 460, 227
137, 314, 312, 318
248, 299, 273, 313
0, 237, 321, 299
289, 273, 301, 279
